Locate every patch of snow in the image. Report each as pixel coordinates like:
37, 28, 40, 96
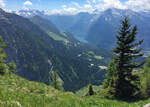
91, 64, 94, 66
78, 54, 81, 57
99, 66, 107, 70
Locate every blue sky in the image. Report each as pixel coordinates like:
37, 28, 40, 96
2, 0, 128, 10
2, 0, 86, 10
0, 0, 150, 14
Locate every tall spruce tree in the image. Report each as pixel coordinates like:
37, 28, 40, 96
104, 17, 144, 99
51, 71, 63, 90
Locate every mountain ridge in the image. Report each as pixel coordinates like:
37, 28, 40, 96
13, 8, 150, 51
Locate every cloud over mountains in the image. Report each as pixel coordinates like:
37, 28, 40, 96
1, 0, 150, 15
45, 0, 150, 15
24, 1, 32, 6
0, 0, 5, 7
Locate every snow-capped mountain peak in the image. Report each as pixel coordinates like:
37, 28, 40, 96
13, 9, 45, 17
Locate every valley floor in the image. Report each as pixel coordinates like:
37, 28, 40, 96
0, 73, 149, 107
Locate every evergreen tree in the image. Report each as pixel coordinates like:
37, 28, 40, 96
144, 56, 150, 67
142, 56, 150, 97
0, 35, 17, 75
104, 17, 144, 99
51, 71, 63, 90
9, 62, 16, 73
88, 84, 94, 96
0, 36, 8, 75
103, 60, 118, 98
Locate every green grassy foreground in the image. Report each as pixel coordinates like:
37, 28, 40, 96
0, 73, 150, 107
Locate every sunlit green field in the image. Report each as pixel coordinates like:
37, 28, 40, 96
47, 32, 67, 42
0, 73, 149, 107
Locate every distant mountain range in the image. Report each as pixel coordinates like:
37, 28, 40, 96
87, 8, 150, 50
0, 8, 110, 91
14, 8, 150, 52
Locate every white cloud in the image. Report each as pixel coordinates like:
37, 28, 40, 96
46, 7, 78, 15
61, 5, 67, 8
0, 0, 5, 7
60, 4, 79, 15
126, 0, 150, 11
86, 0, 91, 4
92, 0, 96, 3
72, 2, 82, 8
84, 4, 92, 9
95, 0, 126, 11
83, 4, 94, 13
94, 0, 150, 11
24, 1, 32, 6
63, 7, 78, 14
47, 0, 150, 15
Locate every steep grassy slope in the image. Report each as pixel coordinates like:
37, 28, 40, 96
0, 9, 55, 82
1, 73, 150, 107
0, 73, 84, 106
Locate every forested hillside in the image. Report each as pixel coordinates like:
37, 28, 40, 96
0, 8, 110, 91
